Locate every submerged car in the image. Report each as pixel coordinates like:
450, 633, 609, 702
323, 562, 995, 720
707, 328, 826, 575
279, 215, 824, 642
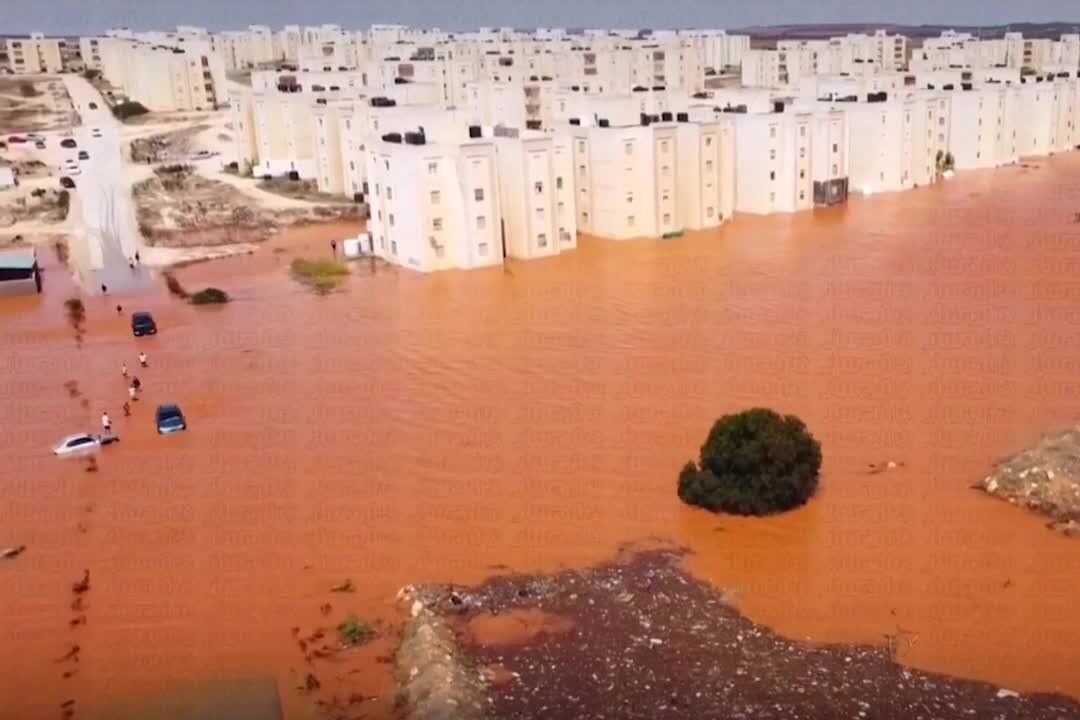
131, 311, 157, 336
59, 176, 76, 189
156, 404, 187, 434
53, 432, 118, 456
78, 150, 89, 160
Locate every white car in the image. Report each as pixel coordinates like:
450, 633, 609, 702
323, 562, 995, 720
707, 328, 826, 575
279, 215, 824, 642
91, 128, 103, 138
52, 432, 117, 456
63, 163, 82, 176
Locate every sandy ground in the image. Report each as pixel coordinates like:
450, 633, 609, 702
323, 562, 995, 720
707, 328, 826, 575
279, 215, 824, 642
0, 76, 79, 134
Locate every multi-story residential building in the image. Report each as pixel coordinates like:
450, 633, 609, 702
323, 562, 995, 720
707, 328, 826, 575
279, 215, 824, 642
732, 104, 849, 214
365, 116, 504, 272
844, 92, 947, 195
946, 85, 1020, 169
568, 111, 735, 239
231, 89, 317, 176
1, 34, 64, 74
98, 36, 227, 112
78, 37, 103, 71
493, 129, 578, 259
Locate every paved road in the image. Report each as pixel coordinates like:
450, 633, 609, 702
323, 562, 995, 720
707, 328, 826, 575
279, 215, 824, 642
60, 76, 152, 294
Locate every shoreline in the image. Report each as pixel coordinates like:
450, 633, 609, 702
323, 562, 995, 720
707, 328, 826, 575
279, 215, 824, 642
400, 546, 1080, 719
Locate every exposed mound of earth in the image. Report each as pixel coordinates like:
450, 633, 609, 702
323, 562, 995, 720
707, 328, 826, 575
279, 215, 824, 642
400, 547, 1080, 719
977, 425, 1080, 536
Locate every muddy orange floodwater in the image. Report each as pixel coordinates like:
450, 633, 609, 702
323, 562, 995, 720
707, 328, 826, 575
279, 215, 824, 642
3, 155, 1080, 720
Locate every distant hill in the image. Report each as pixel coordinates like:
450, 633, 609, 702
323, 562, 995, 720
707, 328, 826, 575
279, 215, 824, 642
737, 21, 1080, 46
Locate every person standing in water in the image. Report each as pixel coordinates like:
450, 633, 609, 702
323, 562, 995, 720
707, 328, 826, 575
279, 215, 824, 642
138, 352, 148, 368
122, 401, 131, 417
121, 363, 128, 378
100, 283, 108, 294
131, 376, 141, 393
101, 412, 111, 432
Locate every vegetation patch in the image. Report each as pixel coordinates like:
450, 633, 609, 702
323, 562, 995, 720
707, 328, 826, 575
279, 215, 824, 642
678, 407, 822, 516
112, 100, 150, 121
190, 287, 230, 305
290, 257, 348, 295
336, 615, 376, 647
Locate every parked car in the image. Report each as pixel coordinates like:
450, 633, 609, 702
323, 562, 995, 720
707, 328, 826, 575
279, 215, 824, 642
7, 135, 26, 144
88, 102, 98, 110
91, 128, 103, 138
131, 311, 157, 336
191, 150, 217, 160
34, 140, 46, 150
52, 432, 118, 456
156, 404, 187, 434
78, 150, 89, 160
60, 138, 77, 149
59, 176, 76, 189
63, 165, 81, 176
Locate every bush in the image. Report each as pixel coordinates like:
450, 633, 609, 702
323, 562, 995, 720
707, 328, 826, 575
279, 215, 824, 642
190, 287, 230, 305
677, 408, 822, 516
290, 257, 348, 295
336, 615, 375, 647
18, 82, 40, 98
111, 100, 149, 120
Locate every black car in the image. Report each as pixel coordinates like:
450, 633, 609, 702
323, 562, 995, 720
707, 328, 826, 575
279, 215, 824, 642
88, 102, 98, 110
59, 176, 76, 189
156, 404, 187, 434
131, 311, 157, 336
60, 138, 77, 149
78, 150, 89, 160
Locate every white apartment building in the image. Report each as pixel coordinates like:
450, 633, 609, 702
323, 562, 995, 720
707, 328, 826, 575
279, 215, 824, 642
78, 37, 103, 71
844, 92, 948, 195
733, 105, 849, 214
365, 124, 504, 272
98, 37, 227, 112
1, 34, 63, 74
946, 85, 1021, 169
1015, 76, 1080, 156
569, 112, 734, 239
681, 30, 751, 72
232, 89, 317, 176
494, 130, 578, 259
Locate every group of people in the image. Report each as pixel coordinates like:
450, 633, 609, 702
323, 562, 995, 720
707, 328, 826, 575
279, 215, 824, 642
101, 351, 149, 432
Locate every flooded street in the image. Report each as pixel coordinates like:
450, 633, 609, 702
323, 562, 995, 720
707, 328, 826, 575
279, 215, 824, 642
2, 155, 1080, 719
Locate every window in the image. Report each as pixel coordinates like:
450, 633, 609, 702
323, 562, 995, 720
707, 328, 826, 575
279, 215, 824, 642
832, 164, 838, 175
474, 188, 484, 202
624, 142, 633, 155
434, 243, 444, 259
705, 160, 714, 172
799, 191, 805, 200
769, 171, 775, 181
799, 147, 806, 159
433, 218, 443, 231
428, 161, 438, 174
578, 140, 586, 152
386, 187, 393, 200
536, 208, 545, 220
800, 126, 806, 137
556, 176, 563, 190
769, 149, 776, 160
389, 214, 395, 227
627, 215, 635, 227
799, 169, 805, 179
476, 215, 486, 229
626, 192, 633, 204
560, 229, 572, 243
660, 140, 669, 152
385, 160, 389, 170
534, 181, 544, 194
832, 143, 838, 153
706, 206, 715, 217
349, 161, 355, 171
478, 242, 489, 256
375, 184, 380, 196
769, 126, 776, 138
537, 233, 548, 247
705, 136, 713, 147
391, 240, 398, 254
662, 213, 671, 224
431, 190, 441, 204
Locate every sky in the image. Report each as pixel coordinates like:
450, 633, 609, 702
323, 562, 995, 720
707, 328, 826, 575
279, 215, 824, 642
7, 0, 1080, 36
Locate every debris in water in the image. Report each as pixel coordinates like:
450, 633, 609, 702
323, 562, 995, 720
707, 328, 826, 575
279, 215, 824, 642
71, 570, 90, 594
330, 579, 355, 593
1, 545, 26, 560
55, 645, 80, 663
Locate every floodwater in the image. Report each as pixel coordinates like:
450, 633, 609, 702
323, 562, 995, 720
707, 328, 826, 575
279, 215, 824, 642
2, 155, 1080, 720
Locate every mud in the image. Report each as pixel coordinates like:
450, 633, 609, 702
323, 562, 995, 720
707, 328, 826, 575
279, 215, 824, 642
421, 548, 1080, 720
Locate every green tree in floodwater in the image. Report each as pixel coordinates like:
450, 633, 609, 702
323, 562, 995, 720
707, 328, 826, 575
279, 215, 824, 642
337, 615, 375, 647
678, 408, 822, 516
